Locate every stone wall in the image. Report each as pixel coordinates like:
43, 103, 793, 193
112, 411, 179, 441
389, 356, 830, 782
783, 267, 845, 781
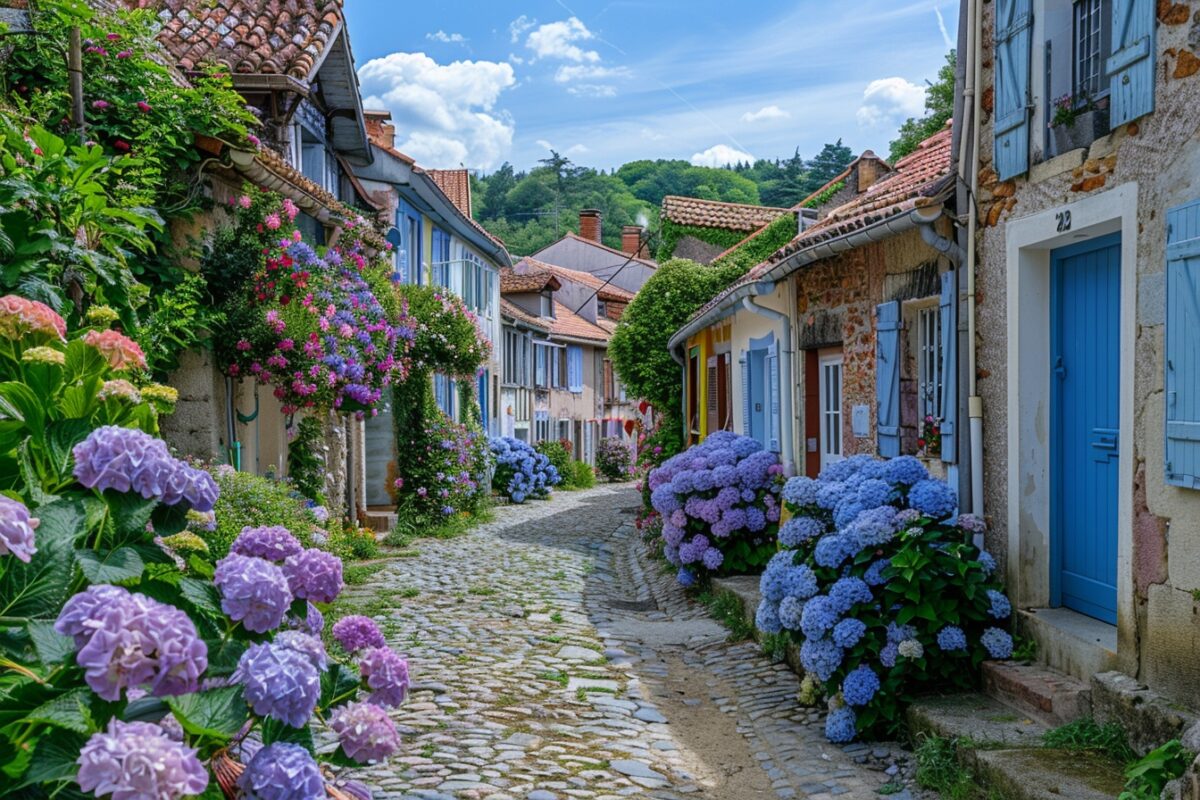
974, 0, 1200, 706
672, 235, 729, 265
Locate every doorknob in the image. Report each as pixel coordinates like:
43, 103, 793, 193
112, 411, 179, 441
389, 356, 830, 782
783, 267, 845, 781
1054, 356, 1067, 379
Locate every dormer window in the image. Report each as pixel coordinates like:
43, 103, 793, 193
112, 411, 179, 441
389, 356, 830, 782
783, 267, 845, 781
540, 291, 554, 318
597, 300, 607, 318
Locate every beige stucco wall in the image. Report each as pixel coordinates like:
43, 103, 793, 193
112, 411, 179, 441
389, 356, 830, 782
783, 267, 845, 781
975, 1, 1200, 704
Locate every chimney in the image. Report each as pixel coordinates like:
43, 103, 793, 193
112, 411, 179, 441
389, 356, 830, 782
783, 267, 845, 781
579, 209, 602, 243
855, 151, 885, 193
364, 110, 395, 150
622, 225, 645, 257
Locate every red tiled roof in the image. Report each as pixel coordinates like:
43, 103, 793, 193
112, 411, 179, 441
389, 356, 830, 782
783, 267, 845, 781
427, 169, 471, 218
684, 125, 955, 326
660, 195, 793, 232
500, 265, 561, 294
501, 298, 550, 332
517, 257, 635, 302
550, 302, 610, 344
124, 0, 343, 79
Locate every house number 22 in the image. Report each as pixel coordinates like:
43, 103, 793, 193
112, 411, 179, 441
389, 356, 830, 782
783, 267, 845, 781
1056, 210, 1072, 232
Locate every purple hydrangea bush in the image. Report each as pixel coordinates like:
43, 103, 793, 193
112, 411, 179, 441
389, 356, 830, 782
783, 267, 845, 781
647, 431, 783, 583
757, 454, 1011, 742
490, 436, 561, 503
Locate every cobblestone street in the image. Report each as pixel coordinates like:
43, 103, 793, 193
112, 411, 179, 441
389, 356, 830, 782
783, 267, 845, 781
346, 486, 920, 800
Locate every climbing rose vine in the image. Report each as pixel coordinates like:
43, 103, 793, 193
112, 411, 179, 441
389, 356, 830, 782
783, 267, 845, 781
647, 431, 783, 583
757, 454, 1011, 742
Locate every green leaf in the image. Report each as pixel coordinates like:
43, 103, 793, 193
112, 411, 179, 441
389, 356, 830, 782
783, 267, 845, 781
167, 686, 247, 740
0, 499, 85, 619
75, 546, 145, 585
106, 492, 158, 547
203, 638, 247, 677
24, 730, 87, 784
23, 688, 94, 734
319, 663, 361, 709
262, 717, 314, 752
178, 577, 223, 619
45, 419, 92, 481
27, 621, 74, 668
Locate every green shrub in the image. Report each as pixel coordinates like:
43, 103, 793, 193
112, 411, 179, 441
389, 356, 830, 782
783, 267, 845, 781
1121, 740, 1193, 800
202, 467, 324, 558
536, 440, 574, 487
287, 414, 328, 503
327, 524, 380, 561
571, 461, 596, 489
596, 437, 633, 481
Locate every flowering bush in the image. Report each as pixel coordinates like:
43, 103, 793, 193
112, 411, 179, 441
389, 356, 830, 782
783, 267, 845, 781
756, 454, 1010, 742
490, 436, 561, 503
197, 466, 328, 559
535, 439, 574, 486
596, 436, 634, 481
648, 431, 783, 583
0, 297, 409, 798
207, 189, 414, 416
393, 412, 492, 523
397, 284, 492, 377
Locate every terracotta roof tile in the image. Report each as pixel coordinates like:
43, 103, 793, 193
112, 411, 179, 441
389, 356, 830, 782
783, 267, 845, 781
516, 257, 635, 302
124, 0, 343, 79
660, 195, 793, 232
550, 302, 610, 343
427, 169, 471, 217
501, 298, 549, 332
684, 125, 955, 325
500, 265, 560, 294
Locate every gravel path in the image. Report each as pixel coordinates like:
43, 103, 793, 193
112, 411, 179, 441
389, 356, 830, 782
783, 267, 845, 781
344, 485, 922, 800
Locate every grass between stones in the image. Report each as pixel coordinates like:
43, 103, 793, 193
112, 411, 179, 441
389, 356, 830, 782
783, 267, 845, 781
537, 670, 569, 686
697, 589, 756, 641
1041, 717, 1136, 764
913, 735, 998, 800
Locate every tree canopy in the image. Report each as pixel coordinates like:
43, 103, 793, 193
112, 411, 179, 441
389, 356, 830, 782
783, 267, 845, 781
888, 51, 956, 163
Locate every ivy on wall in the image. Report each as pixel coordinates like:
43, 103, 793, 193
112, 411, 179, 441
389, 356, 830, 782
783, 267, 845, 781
656, 218, 758, 262
710, 213, 800, 273
803, 180, 845, 209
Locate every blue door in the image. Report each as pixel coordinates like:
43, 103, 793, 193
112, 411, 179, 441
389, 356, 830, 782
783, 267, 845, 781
1051, 234, 1120, 624
748, 349, 766, 447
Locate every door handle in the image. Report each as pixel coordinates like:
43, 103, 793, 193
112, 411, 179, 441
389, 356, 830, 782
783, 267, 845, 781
1054, 356, 1067, 379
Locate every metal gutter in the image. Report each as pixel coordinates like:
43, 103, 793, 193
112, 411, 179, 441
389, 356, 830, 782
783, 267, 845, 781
227, 148, 336, 223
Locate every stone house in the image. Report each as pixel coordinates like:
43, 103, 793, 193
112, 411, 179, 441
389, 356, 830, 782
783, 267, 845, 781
966, 0, 1200, 706
659, 196, 796, 264
667, 130, 960, 487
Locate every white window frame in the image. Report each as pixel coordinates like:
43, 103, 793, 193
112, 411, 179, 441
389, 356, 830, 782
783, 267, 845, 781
917, 304, 944, 422
818, 351, 844, 468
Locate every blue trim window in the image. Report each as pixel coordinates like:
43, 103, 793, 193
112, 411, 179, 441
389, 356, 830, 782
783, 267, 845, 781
397, 200, 423, 285
431, 227, 451, 288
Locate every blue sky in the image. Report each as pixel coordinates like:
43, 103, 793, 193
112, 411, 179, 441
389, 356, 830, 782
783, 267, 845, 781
347, 1, 959, 173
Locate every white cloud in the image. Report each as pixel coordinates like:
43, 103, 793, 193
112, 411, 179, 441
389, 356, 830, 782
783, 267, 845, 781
426, 30, 467, 45
641, 127, 665, 141
934, 5, 954, 49
535, 139, 590, 157
690, 144, 756, 168
554, 64, 630, 83
856, 77, 925, 128
509, 15, 537, 44
740, 105, 790, 124
567, 85, 616, 98
525, 17, 600, 63
535, 139, 554, 151
358, 52, 517, 170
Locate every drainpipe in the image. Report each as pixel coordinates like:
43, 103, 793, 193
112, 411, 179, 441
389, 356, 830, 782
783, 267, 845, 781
967, 0, 985, 524
740, 288, 796, 476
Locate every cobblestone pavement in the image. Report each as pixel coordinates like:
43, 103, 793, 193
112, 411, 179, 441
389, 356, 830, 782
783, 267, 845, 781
344, 485, 925, 800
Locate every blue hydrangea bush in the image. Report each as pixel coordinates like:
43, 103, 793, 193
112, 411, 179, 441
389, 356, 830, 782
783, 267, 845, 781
757, 454, 1011, 743
647, 431, 783, 584
490, 436, 561, 503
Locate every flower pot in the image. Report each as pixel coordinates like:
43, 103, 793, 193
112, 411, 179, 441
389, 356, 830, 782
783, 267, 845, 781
1051, 108, 1110, 154
194, 133, 226, 156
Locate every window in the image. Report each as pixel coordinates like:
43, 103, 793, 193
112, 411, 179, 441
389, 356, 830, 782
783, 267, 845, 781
597, 300, 607, 318
503, 328, 532, 386
917, 305, 944, 422
540, 291, 554, 318
819, 352, 844, 468
534, 344, 549, 388
534, 411, 551, 443
566, 346, 584, 393
688, 347, 701, 442
431, 228, 451, 287
554, 348, 567, 389
397, 201, 423, 285
1073, 0, 1111, 99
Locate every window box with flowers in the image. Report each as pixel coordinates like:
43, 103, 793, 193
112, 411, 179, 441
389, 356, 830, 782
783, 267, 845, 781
1050, 93, 1110, 156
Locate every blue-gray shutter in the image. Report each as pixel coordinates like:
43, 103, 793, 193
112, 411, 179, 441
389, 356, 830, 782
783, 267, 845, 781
876, 301, 902, 458
1107, 0, 1156, 127
1166, 200, 1200, 488
740, 351, 751, 436
767, 342, 781, 453
994, 0, 1033, 180
939, 271, 958, 463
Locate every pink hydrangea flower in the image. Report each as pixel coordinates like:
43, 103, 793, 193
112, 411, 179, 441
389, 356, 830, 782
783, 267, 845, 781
82, 329, 147, 370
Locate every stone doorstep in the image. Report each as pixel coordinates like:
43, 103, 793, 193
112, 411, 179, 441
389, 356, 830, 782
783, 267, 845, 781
361, 510, 396, 533
1091, 671, 1199, 758
907, 694, 1127, 800
1016, 608, 1119, 684
982, 660, 1093, 727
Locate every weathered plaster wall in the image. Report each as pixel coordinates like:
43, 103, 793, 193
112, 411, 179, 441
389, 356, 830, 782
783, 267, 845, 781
975, 0, 1200, 704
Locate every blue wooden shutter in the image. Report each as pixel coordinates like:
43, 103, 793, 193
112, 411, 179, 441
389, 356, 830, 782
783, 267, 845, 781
876, 301, 902, 457
766, 342, 781, 453
1108, 0, 1156, 127
994, 0, 1033, 180
939, 271, 958, 463
740, 351, 751, 436
1165, 200, 1200, 488
568, 346, 584, 392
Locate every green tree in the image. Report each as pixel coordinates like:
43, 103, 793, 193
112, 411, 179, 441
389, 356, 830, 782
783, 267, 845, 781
888, 50, 957, 162
803, 140, 855, 194
609, 258, 744, 448
478, 162, 515, 220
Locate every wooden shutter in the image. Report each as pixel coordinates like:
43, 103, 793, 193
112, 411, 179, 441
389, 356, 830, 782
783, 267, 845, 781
604, 360, 614, 401
1166, 200, 1200, 488
740, 351, 751, 436
994, 0, 1033, 180
876, 301, 902, 457
717, 354, 731, 431
706, 357, 719, 435
939, 271, 959, 463
767, 342, 781, 453
1107, 0, 1156, 126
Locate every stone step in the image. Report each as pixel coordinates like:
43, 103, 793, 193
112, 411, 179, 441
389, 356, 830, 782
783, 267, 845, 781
361, 511, 396, 533
982, 660, 1093, 726
907, 694, 1127, 800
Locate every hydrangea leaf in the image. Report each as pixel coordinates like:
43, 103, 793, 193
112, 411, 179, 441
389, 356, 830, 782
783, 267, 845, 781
22, 687, 95, 734
166, 686, 247, 740
44, 419, 92, 482
23, 730, 87, 785
74, 547, 144, 585
26, 621, 74, 668
262, 716, 315, 753
178, 576, 223, 620
319, 663, 361, 709
0, 498, 84, 619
